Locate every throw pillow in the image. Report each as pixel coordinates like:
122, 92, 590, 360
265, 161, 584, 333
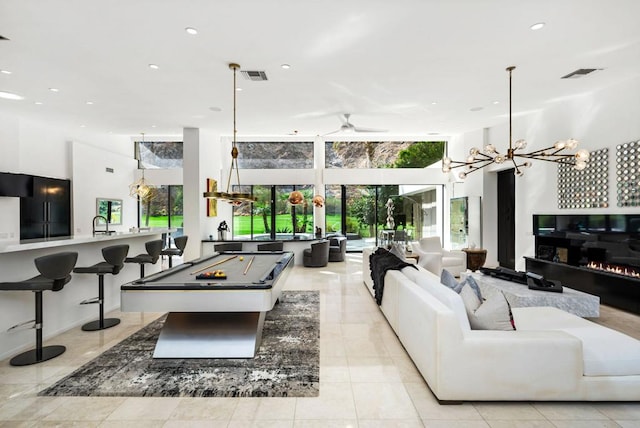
440, 269, 482, 300
462, 284, 516, 331
389, 242, 408, 262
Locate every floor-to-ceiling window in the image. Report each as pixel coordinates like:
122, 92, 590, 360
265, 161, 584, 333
324, 184, 443, 251
139, 185, 184, 235
232, 184, 315, 240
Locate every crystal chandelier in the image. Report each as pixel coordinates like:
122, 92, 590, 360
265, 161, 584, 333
442, 66, 590, 178
203, 63, 256, 204
129, 133, 154, 201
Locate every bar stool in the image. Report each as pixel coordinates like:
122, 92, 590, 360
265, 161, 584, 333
124, 239, 163, 278
160, 235, 188, 268
73, 244, 129, 331
0, 252, 78, 366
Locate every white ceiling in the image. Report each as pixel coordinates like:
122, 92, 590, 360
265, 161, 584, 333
1, 0, 639, 139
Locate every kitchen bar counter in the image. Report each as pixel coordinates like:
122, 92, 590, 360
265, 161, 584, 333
0, 228, 174, 361
0, 228, 174, 254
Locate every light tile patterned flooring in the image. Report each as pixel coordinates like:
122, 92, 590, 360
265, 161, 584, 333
1, 253, 640, 427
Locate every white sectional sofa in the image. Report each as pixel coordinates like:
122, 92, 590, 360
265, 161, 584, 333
362, 249, 640, 402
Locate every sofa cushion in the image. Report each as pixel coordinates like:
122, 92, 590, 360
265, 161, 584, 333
561, 326, 640, 376
515, 307, 640, 376
406, 267, 471, 331
441, 269, 482, 300
461, 283, 515, 331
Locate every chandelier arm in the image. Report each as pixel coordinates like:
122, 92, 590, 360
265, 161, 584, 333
464, 160, 495, 175
514, 153, 576, 163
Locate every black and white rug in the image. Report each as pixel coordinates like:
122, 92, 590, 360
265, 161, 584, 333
40, 291, 319, 398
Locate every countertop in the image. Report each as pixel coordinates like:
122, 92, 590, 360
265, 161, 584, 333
0, 228, 174, 254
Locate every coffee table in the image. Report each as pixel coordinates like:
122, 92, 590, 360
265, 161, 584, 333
465, 271, 600, 318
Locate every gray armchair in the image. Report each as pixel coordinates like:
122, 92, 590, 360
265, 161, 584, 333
328, 236, 347, 262
303, 240, 330, 267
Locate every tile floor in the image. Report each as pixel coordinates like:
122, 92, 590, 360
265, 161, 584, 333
1, 252, 640, 427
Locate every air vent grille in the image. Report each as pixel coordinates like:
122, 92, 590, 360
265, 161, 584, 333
561, 68, 601, 79
241, 70, 268, 81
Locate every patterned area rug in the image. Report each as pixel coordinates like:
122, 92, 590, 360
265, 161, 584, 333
39, 291, 319, 397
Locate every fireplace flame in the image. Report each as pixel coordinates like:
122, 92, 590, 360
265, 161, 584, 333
587, 261, 640, 279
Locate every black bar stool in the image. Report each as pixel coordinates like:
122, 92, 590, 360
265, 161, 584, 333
0, 252, 78, 366
160, 235, 188, 268
124, 239, 163, 278
73, 244, 129, 331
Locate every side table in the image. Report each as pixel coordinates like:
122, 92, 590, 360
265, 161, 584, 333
462, 248, 487, 272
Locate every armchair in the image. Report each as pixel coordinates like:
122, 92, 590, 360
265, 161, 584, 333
410, 236, 466, 277
303, 240, 330, 267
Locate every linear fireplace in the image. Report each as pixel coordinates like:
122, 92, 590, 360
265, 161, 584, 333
527, 214, 640, 314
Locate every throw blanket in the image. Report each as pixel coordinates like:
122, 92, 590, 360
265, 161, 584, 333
369, 248, 418, 305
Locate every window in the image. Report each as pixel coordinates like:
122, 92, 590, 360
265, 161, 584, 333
325, 141, 445, 168
237, 142, 313, 169
135, 141, 183, 169
232, 184, 314, 240
139, 185, 184, 234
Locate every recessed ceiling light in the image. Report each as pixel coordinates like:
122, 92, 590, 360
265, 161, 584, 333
0, 69, 11, 75
49, 87, 59, 92
86, 101, 94, 105
209, 106, 222, 112
0, 90, 24, 100
530, 22, 545, 30
34, 101, 43, 105
149, 64, 159, 70
431, 102, 437, 105
493, 101, 500, 105
151, 125, 157, 128
80, 125, 86, 128
185, 27, 198, 35
470, 107, 483, 112
281, 64, 291, 69
236, 87, 242, 91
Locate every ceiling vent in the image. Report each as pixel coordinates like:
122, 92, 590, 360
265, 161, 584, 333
561, 68, 601, 79
241, 70, 268, 81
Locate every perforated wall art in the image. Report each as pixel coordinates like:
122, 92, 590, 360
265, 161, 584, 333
616, 140, 640, 207
558, 148, 609, 209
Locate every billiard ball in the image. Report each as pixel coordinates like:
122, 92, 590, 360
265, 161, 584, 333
239, 256, 244, 261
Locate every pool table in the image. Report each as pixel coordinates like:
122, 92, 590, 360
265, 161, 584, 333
120, 251, 294, 358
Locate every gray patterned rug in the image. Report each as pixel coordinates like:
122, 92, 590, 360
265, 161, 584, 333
39, 291, 319, 398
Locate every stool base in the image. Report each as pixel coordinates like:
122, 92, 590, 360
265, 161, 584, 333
10, 345, 66, 366
82, 318, 120, 331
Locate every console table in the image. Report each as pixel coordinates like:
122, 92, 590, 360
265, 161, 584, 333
466, 271, 600, 318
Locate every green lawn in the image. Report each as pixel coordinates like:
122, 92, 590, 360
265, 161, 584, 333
142, 215, 183, 228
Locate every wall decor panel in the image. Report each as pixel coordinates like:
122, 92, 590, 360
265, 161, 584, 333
557, 148, 608, 209
616, 140, 640, 207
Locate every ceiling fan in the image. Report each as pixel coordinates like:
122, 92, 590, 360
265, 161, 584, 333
324, 113, 387, 135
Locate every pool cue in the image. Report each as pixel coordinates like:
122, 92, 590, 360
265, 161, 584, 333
243, 256, 255, 275
190, 255, 237, 275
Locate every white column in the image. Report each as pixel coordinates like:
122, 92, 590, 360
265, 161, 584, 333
182, 127, 202, 261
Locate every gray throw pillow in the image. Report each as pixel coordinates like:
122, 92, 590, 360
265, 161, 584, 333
389, 242, 408, 262
462, 284, 516, 331
440, 269, 482, 300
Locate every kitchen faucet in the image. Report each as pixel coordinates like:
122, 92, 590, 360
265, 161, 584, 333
92, 215, 109, 236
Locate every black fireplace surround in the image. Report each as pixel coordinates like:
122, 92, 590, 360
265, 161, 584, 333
526, 214, 640, 314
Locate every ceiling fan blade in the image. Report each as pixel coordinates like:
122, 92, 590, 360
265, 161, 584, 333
323, 128, 342, 136
353, 126, 388, 133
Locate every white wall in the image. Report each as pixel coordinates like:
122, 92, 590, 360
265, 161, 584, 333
454, 75, 640, 270
71, 142, 139, 235
0, 113, 133, 243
